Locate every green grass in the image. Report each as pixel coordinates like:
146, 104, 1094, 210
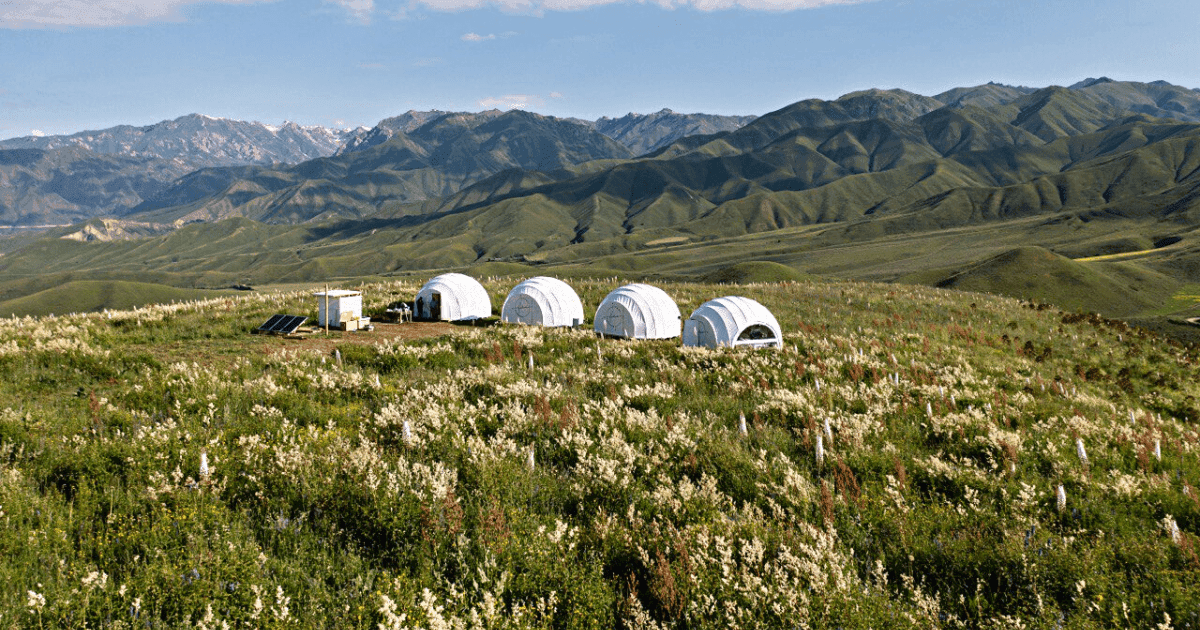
0, 280, 235, 318
899, 246, 1182, 317
697, 260, 813, 284
0, 277, 1197, 628
1143, 283, 1200, 318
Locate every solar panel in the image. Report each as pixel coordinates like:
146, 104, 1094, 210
257, 314, 286, 332
256, 314, 308, 335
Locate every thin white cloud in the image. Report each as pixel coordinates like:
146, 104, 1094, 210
549, 91, 564, 99
461, 30, 515, 41
30, 130, 46, 137
325, 0, 374, 23
0, 0, 274, 28
477, 94, 544, 110
0, 0, 873, 28
411, 57, 443, 67
411, 0, 869, 13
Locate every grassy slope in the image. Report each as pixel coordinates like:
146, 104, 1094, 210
0, 278, 1198, 628
0, 280, 234, 317
900, 246, 1181, 317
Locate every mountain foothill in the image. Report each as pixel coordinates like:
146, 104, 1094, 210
2, 78, 1200, 330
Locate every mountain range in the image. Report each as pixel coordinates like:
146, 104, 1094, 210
2, 78, 1200, 327
0, 109, 756, 227
0, 114, 358, 169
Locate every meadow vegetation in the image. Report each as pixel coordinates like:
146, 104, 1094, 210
0, 277, 1198, 628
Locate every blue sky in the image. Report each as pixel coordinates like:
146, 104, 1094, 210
2, 0, 1199, 139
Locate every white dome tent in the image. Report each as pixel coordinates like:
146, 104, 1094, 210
593, 284, 681, 339
683, 296, 782, 349
501, 277, 585, 327
415, 273, 491, 322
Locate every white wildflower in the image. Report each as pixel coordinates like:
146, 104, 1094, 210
1075, 438, 1088, 465
250, 586, 263, 619
272, 585, 290, 620
402, 420, 412, 445
1154, 439, 1161, 462
738, 414, 747, 436
378, 594, 407, 630
26, 590, 45, 612
1056, 484, 1066, 512
82, 570, 107, 591
199, 451, 210, 479
1162, 515, 1181, 544
527, 446, 535, 471
815, 434, 825, 467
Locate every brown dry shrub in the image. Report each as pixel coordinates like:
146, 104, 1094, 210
820, 482, 835, 527
649, 549, 684, 620
834, 459, 861, 508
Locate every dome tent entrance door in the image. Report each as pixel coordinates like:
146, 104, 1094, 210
416, 292, 442, 321
415, 273, 491, 322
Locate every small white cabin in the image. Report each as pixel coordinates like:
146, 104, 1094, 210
502, 277, 584, 327
415, 273, 491, 321
683, 296, 782, 349
593, 284, 681, 339
314, 289, 362, 329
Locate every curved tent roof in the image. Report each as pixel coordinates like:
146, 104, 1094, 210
501, 277, 584, 327
415, 273, 491, 321
593, 284, 681, 339
683, 296, 782, 349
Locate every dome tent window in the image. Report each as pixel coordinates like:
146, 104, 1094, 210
683, 296, 782, 349
415, 273, 491, 322
501, 277, 584, 328
593, 284, 681, 340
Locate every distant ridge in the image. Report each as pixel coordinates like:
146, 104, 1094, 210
0, 114, 357, 169
590, 109, 757, 156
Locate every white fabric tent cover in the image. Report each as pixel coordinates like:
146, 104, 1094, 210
593, 283, 681, 339
683, 296, 782, 349
415, 273, 491, 321
501, 277, 584, 327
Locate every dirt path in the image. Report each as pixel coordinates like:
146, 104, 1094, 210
264, 322, 461, 356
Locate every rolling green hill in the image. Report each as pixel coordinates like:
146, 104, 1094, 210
4, 79, 1200, 323
0, 279, 231, 317
901, 246, 1181, 317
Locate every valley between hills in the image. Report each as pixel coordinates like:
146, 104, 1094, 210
1, 77, 1200, 338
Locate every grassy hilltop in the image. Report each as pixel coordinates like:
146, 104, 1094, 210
0, 277, 1198, 628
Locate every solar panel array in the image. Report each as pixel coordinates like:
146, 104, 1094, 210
256, 314, 308, 335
